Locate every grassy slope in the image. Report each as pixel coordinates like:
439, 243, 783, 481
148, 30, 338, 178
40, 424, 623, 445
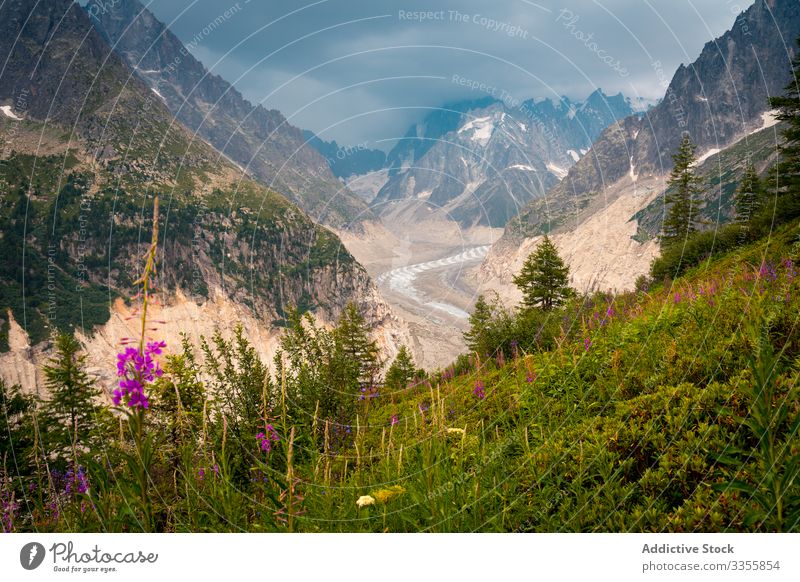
300, 222, 800, 532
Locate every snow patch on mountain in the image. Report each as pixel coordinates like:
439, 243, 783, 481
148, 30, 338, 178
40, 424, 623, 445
547, 162, 568, 180
1, 105, 22, 120
458, 116, 495, 146
759, 110, 780, 130
696, 147, 721, 165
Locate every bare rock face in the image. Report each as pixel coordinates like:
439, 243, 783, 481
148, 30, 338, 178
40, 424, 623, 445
635, 0, 800, 175
480, 174, 662, 304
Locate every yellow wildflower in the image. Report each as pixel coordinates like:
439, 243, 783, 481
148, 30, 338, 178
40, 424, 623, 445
372, 485, 406, 504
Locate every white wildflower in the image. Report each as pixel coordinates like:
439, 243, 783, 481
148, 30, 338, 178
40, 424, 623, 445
356, 495, 375, 508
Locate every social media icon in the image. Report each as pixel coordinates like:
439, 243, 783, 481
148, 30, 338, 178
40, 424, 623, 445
20, 542, 46, 570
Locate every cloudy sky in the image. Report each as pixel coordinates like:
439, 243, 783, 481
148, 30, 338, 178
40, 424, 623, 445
138, 0, 745, 148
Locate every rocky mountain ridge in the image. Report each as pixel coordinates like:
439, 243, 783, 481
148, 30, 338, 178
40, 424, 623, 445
372, 90, 635, 228
507, 0, 800, 240
89, 0, 371, 228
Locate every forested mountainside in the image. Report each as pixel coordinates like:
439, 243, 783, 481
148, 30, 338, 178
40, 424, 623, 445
0, 0, 389, 359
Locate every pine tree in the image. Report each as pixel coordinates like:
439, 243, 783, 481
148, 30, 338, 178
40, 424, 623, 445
334, 303, 381, 389
513, 236, 573, 311
384, 345, 417, 392
734, 161, 763, 224
463, 294, 496, 354
41, 332, 101, 459
0, 379, 35, 476
768, 36, 800, 220
662, 135, 702, 248
154, 335, 207, 439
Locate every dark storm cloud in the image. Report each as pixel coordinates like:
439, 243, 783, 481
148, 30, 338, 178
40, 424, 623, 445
136, 0, 742, 147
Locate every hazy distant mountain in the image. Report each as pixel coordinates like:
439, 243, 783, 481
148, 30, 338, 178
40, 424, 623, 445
302, 131, 387, 179
373, 91, 635, 227
89, 0, 371, 227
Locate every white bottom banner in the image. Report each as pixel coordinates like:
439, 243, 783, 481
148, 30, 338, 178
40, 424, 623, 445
1, 533, 797, 581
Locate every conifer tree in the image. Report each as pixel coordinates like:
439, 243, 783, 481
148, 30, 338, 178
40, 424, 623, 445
463, 294, 496, 354
334, 303, 381, 389
734, 161, 763, 224
661, 134, 702, 248
0, 379, 35, 474
768, 36, 800, 219
513, 236, 573, 311
41, 332, 101, 459
384, 345, 417, 392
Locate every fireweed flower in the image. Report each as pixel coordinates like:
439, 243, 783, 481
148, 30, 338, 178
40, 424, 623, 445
390, 414, 399, 426
113, 341, 166, 409
359, 386, 379, 401
256, 424, 280, 453
782, 258, 796, 279
759, 262, 777, 282
584, 337, 592, 352
64, 467, 89, 495
1, 490, 19, 533
473, 380, 485, 400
